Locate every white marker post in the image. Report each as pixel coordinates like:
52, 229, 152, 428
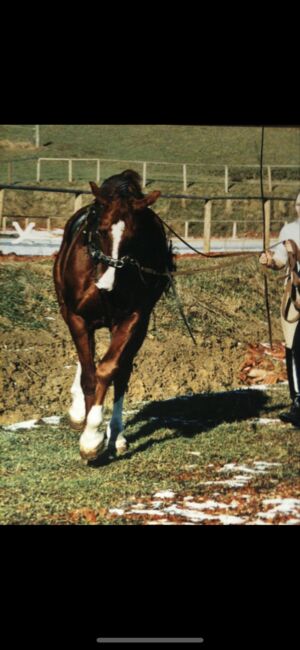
35, 125, 40, 148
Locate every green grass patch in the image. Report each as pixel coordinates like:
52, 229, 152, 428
1, 387, 299, 524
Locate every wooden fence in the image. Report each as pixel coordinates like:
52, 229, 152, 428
2, 157, 299, 192
35, 158, 300, 192
0, 183, 297, 253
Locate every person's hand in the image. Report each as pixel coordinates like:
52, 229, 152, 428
259, 250, 274, 266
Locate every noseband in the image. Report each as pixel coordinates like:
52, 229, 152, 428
82, 203, 136, 270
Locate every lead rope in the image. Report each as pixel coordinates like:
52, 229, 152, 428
260, 126, 273, 349
167, 273, 197, 345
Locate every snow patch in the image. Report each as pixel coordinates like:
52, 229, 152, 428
2, 415, 62, 431
3, 419, 39, 431
219, 464, 259, 475
258, 498, 300, 520
42, 416, 61, 425
154, 490, 175, 499
163, 505, 244, 525
252, 418, 282, 424
200, 478, 251, 488
253, 461, 281, 468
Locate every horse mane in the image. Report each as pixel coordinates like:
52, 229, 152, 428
99, 169, 144, 201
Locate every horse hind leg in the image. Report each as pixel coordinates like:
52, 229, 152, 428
106, 393, 128, 453
106, 316, 150, 454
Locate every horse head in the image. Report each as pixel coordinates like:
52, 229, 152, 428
89, 169, 161, 228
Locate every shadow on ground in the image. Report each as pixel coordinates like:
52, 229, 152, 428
89, 388, 284, 468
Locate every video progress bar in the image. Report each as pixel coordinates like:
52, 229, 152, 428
96, 639, 204, 644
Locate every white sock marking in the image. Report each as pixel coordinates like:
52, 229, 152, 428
69, 362, 86, 423
80, 405, 104, 454
96, 220, 125, 291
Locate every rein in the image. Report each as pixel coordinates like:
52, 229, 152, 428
81, 188, 280, 344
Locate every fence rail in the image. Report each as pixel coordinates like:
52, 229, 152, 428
35, 158, 300, 192
1, 156, 299, 190
0, 183, 297, 253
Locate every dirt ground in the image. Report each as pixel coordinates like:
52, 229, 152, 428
0, 316, 243, 426
0, 254, 286, 426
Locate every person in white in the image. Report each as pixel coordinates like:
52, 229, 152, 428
259, 192, 300, 426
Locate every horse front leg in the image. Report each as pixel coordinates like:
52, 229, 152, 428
79, 311, 142, 460
106, 365, 132, 454
66, 314, 102, 453
69, 326, 95, 428
107, 314, 150, 453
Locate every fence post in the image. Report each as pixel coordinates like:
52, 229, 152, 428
232, 221, 237, 238
37, 159, 41, 182
35, 125, 40, 148
47, 218, 51, 231
74, 193, 83, 213
142, 162, 147, 188
68, 160, 72, 183
225, 198, 232, 214
204, 200, 212, 253
225, 165, 229, 193
0, 189, 4, 230
184, 221, 189, 238
267, 166, 272, 192
96, 160, 101, 184
182, 164, 187, 208
183, 164, 187, 192
264, 200, 271, 249
7, 162, 13, 184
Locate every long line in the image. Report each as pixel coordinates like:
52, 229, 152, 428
260, 126, 273, 349
0, 182, 296, 202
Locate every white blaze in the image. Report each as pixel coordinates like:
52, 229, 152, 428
96, 220, 125, 291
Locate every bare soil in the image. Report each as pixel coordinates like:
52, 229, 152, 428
0, 255, 285, 426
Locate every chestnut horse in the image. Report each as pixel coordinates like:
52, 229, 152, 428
53, 170, 173, 461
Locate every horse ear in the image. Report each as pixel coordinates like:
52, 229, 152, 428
89, 181, 100, 197
132, 190, 161, 211
89, 181, 109, 205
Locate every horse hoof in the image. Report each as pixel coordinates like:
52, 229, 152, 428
79, 442, 106, 461
69, 417, 85, 431
115, 435, 129, 453
79, 432, 106, 460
